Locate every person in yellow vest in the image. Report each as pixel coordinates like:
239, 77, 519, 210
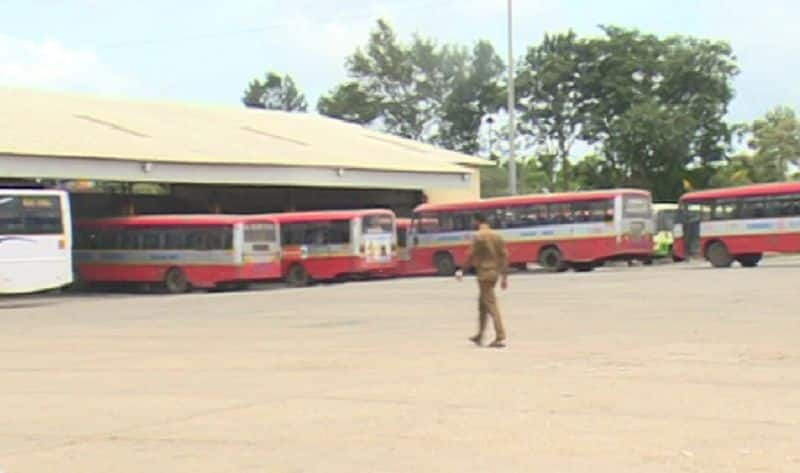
456, 213, 509, 348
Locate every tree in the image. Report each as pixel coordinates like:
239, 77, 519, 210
570, 154, 618, 191
709, 106, 800, 186
747, 106, 800, 181
514, 26, 737, 200
438, 41, 506, 153
517, 31, 592, 191
317, 19, 505, 153
242, 72, 308, 111
317, 82, 379, 124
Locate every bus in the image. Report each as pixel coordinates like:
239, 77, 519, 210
673, 181, 800, 267
652, 203, 678, 259
0, 189, 73, 294
400, 189, 653, 274
271, 209, 397, 286
74, 214, 281, 293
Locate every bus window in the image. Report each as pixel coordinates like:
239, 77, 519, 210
141, 232, 161, 250
186, 231, 207, 250
121, 231, 141, 250
416, 213, 440, 234
206, 230, 224, 250
164, 229, 186, 250
712, 200, 737, 220
622, 195, 652, 219
740, 198, 766, 219
655, 209, 677, 232
0, 195, 63, 234
328, 221, 351, 244
572, 202, 592, 222
244, 224, 277, 243
548, 203, 573, 224
98, 231, 120, 249
362, 215, 392, 234
21, 197, 63, 234
589, 200, 612, 222
307, 225, 326, 245
686, 203, 712, 221
0, 197, 25, 233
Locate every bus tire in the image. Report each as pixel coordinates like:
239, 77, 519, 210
705, 241, 733, 268
737, 253, 762, 268
433, 252, 456, 276
286, 264, 310, 287
538, 246, 567, 272
164, 267, 190, 294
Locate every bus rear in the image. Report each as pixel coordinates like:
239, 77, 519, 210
613, 191, 655, 261
276, 210, 397, 286
356, 211, 396, 274
0, 189, 72, 294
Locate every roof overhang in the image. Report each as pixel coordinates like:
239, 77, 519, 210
0, 153, 473, 190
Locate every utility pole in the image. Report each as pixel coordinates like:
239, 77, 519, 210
507, 0, 517, 195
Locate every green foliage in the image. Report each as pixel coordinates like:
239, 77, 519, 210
580, 27, 737, 199
709, 106, 800, 187
317, 19, 504, 154
748, 106, 800, 180
243, 72, 308, 111
514, 26, 739, 200
516, 31, 591, 189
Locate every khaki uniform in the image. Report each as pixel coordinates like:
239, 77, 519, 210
465, 224, 508, 341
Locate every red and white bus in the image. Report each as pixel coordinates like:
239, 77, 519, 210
271, 209, 397, 286
399, 189, 654, 274
673, 181, 800, 267
74, 214, 281, 293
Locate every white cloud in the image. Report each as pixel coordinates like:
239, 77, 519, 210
0, 34, 137, 96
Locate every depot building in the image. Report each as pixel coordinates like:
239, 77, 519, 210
0, 87, 487, 219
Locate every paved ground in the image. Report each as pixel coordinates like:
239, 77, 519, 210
1, 259, 799, 472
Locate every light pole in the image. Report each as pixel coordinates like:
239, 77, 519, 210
507, 0, 517, 195
485, 116, 495, 163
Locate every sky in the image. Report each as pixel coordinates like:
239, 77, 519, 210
1, 0, 799, 124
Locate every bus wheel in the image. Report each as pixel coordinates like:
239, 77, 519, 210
286, 264, 310, 287
737, 253, 762, 268
433, 252, 456, 276
706, 241, 733, 268
164, 267, 190, 294
539, 247, 567, 272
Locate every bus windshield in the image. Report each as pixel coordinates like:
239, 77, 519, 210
0, 194, 63, 234
623, 195, 652, 219
362, 214, 393, 234
655, 209, 677, 232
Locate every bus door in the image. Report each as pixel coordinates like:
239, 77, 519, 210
397, 220, 412, 262
681, 204, 702, 257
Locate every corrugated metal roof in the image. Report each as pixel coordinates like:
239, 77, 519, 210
0, 87, 488, 174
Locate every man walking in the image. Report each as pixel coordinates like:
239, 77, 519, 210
456, 213, 509, 348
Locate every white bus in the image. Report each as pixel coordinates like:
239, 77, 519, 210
0, 189, 73, 294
